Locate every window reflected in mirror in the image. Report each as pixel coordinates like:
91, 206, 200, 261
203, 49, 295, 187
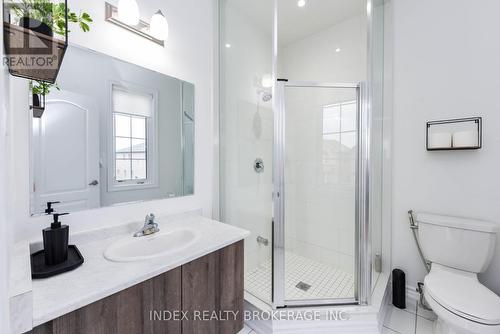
111, 86, 153, 188
30, 45, 195, 215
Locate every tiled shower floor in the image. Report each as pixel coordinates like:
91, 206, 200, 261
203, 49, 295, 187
245, 252, 355, 303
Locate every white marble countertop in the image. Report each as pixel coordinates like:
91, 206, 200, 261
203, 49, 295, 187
9, 242, 34, 334
10, 242, 32, 298
20, 213, 249, 328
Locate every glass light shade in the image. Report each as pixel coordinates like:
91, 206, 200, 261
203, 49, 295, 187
118, 0, 140, 25
261, 74, 273, 88
150, 10, 169, 41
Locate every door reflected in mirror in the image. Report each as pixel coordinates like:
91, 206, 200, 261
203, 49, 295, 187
30, 45, 195, 215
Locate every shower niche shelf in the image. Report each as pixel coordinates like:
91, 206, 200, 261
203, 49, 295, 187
426, 117, 482, 151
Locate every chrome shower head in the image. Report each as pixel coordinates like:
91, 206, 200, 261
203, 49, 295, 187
262, 92, 272, 102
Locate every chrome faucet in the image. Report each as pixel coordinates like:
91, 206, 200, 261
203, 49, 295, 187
133, 213, 160, 237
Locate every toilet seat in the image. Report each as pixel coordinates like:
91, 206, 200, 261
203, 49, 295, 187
424, 291, 500, 334
424, 264, 500, 326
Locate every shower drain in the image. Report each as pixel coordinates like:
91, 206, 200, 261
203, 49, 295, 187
295, 281, 312, 292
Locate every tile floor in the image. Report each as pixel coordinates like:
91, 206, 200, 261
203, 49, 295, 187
382, 299, 436, 334
245, 252, 355, 303
245, 252, 435, 334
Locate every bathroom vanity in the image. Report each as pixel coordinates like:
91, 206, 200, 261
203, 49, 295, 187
30, 241, 243, 334
10, 214, 249, 334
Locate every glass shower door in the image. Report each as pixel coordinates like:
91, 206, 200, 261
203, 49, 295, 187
273, 81, 362, 307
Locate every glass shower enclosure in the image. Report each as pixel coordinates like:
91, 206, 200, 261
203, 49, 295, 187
273, 81, 368, 307
219, 0, 384, 308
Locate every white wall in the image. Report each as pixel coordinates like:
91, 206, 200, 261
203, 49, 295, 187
279, 14, 367, 83
0, 19, 11, 333
10, 0, 216, 241
391, 0, 500, 294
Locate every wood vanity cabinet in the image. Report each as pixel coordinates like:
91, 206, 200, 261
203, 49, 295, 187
30, 241, 244, 334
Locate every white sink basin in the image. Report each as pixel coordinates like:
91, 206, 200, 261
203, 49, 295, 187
104, 228, 202, 262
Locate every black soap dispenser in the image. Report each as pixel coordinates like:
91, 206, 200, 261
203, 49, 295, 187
44, 201, 60, 215
43, 213, 69, 266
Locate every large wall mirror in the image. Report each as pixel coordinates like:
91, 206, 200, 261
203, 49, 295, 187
30, 45, 195, 215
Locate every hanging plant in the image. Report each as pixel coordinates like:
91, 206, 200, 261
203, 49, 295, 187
12, 1, 94, 109
30, 80, 59, 96
12, 0, 92, 37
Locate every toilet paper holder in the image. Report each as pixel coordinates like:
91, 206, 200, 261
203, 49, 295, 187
426, 117, 482, 151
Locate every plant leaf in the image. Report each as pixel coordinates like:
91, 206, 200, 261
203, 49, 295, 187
80, 22, 89, 32
17, 1, 93, 35
82, 12, 92, 22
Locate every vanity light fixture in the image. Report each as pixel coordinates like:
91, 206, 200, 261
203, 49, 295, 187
225, 43, 232, 48
117, 0, 140, 25
105, 2, 166, 46
297, 0, 307, 8
150, 10, 169, 41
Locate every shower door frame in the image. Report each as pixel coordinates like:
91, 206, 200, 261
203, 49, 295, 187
272, 80, 371, 308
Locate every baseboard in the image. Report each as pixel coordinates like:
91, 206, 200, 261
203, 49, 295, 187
406, 285, 419, 302
271, 321, 379, 334
244, 300, 273, 334
246, 318, 379, 334
380, 276, 420, 318
377, 276, 392, 333
385, 273, 420, 307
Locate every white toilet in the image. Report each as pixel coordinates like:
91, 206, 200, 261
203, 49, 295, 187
416, 213, 500, 334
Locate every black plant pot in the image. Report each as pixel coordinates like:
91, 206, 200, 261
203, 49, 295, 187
33, 93, 41, 107
19, 17, 53, 37
32, 93, 45, 118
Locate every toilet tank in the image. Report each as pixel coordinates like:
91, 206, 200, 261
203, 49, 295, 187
416, 213, 498, 273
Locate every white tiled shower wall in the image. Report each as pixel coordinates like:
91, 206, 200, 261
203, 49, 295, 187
219, 1, 274, 275
279, 14, 368, 275
283, 89, 358, 275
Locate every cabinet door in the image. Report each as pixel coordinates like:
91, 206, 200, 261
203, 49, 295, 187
218, 241, 244, 334
182, 251, 219, 334
31, 267, 182, 334
181, 241, 244, 334
144, 268, 183, 334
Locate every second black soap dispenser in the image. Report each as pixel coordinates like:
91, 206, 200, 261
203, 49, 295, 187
43, 213, 69, 266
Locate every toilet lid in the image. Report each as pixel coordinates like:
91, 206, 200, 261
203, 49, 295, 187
425, 266, 500, 325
